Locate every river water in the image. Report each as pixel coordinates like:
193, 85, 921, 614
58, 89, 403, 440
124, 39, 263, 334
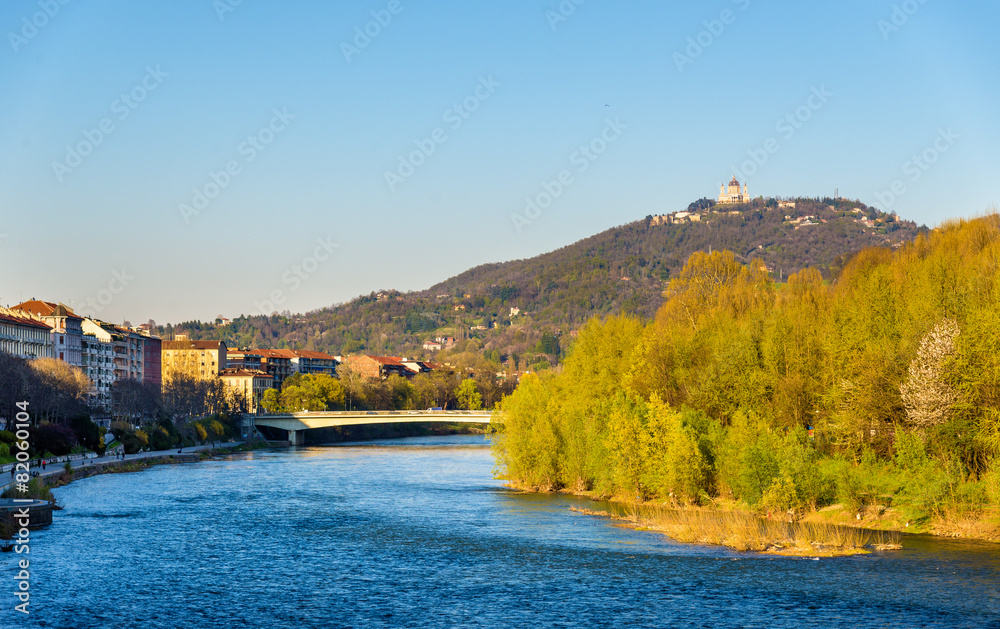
4, 435, 999, 628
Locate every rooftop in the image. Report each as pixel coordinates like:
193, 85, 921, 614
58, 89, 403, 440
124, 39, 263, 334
163, 340, 227, 350
13, 300, 84, 320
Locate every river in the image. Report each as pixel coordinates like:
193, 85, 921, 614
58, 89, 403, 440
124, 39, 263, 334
4, 435, 999, 628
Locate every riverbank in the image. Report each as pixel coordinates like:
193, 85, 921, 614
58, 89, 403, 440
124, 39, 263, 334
799, 500, 1000, 542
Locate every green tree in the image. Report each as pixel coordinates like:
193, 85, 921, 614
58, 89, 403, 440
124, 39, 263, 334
456, 379, 483, 410
261, 388, 284, 413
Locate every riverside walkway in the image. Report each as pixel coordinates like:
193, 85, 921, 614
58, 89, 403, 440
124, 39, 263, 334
0, 441, 243, 493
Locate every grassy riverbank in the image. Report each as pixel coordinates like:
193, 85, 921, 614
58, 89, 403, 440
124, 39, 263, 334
570, 504, 901, 556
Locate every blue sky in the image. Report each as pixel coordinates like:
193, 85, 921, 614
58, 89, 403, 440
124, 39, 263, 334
1, 0, 997, 324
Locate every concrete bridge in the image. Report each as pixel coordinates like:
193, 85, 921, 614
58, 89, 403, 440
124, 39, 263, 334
253, 410, 493, 445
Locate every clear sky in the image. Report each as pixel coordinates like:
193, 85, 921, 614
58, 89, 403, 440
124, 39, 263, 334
1, 0, 997, 324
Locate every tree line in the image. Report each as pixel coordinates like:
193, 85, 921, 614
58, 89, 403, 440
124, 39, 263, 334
261, 368, 515, 413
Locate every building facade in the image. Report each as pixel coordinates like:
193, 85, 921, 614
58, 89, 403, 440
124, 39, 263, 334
288, 350, 338, 377
82, 319, 145, 382
219, 368, 273, 416
137, 331, 162, 388
343, 355, 414, 380
0, 307, 53, 359
161, 340, 227, 382
226, 349, 263, 372
13, 301, 84, 367
255, 349, 293, 389
82, 333, 115, 409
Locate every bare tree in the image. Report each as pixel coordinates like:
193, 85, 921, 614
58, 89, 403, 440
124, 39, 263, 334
111, 379, 162, 424
0, 352, 38, 430
30, 358, 92, 422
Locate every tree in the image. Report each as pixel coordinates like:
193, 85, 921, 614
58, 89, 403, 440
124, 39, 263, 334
161, 374, 223, 421
900, 318, 960, 428
0, 352, 43, 430
311, 374, 345, 409
111, 379, 162, 423
261, 388, 284, 413
29, 358, 92, 421
69, 415, 104, 453
337, 361, 367, 410
456, 379, 483, 410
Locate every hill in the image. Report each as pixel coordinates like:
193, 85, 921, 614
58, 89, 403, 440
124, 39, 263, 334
162, 197, 924, 371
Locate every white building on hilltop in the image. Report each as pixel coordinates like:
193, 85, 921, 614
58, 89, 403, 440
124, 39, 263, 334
718, 176, 750, 204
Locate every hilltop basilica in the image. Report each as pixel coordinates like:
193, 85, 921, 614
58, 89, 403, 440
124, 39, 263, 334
718, 176, 749, 204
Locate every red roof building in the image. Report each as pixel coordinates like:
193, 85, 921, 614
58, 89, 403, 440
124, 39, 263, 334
0, 306, 53, 359
13, 300, 84, 367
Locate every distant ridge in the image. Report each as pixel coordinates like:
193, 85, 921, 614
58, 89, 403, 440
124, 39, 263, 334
164, 197, 923, 370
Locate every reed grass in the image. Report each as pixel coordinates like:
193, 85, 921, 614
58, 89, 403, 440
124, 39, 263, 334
578, 504, 902, 555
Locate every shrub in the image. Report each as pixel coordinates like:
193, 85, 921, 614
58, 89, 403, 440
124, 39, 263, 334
69, 415, 103, 452
34, 423, 77, 456
758, 474, 802, 515
149, 425, 175, 451
893, 427, 929, 471
120, 432, 145, 454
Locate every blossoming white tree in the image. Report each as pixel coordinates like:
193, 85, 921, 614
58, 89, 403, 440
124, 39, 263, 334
899, 318, 960, 428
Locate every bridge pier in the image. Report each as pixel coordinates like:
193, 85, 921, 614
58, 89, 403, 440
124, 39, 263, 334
288, 430, 304, 446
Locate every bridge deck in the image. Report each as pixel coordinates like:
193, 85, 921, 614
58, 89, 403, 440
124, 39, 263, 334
254, 410, 493, 433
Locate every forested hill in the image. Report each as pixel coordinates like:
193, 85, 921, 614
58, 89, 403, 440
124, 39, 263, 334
163, 197, 923, 369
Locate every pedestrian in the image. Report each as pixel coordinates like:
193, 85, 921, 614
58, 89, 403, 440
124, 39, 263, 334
42, 460, 46, 470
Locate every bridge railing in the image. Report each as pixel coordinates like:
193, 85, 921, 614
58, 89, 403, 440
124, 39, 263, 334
257, 409, 493, 418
